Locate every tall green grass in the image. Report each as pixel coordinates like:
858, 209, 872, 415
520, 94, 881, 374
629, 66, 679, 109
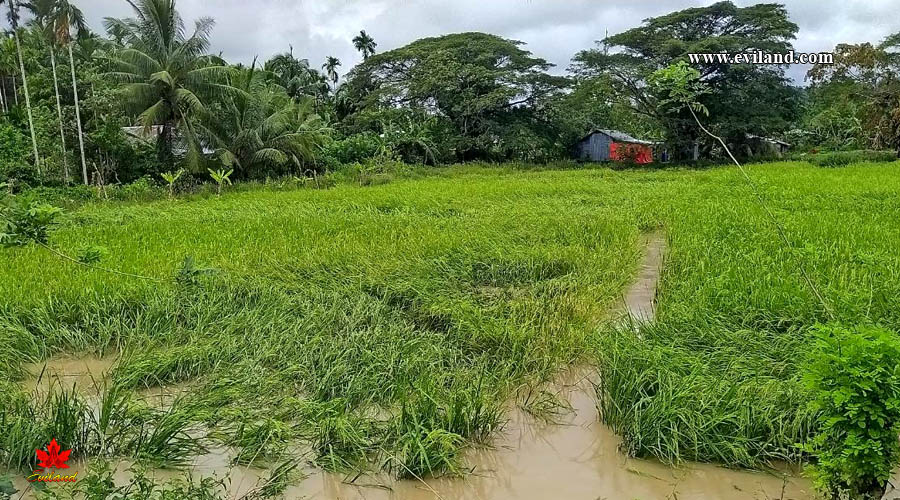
596, 161, 900, 467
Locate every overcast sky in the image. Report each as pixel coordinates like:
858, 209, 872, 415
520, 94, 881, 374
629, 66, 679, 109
78, 0, 898, 84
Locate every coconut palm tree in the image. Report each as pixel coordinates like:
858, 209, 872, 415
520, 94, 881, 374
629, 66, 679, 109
24, 0, 66, 181
0, 38, 18, 109
51, 0, 89, 184
322, 56, 341, 91
24, 0, 86, 184
102, 0, 238, 170
3, 0, 41, 173
202, 60, 329, 178
352, 30, 376, 60
265, 48, 312, 100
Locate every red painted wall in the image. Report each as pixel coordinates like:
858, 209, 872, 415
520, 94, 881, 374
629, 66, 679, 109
609, 142, 653, 164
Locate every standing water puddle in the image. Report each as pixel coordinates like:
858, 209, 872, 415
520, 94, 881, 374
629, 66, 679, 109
8, 232, 818, 498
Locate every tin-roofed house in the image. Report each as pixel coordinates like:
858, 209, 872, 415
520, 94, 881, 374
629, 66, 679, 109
575, 129, 657, 164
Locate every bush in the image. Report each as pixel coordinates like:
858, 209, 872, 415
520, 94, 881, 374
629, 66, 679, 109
113, 177, 165, 202
808, 150, 897, 167
803, 324, 900, 499
323, 133, 383, 166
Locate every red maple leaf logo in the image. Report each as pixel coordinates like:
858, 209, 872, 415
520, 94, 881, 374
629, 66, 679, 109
35, 439, 71, 470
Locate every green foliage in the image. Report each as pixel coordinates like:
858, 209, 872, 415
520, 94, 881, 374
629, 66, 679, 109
648, 62, 711, 117
573, 1, 801, 159
808, 150, 897, 167
0, 195, 62, 246
207, 168, 232, 195
344, 32, 568, 162
160, 168, 183, 197
102, 0, 239, 169
803, 325, 900, 499
323, 132, 383, 165
76, 245, 106, 264
204, 62, 330, 179
807, 32, 900, 153
0, 122, 31, 184
44, 460, 226, 499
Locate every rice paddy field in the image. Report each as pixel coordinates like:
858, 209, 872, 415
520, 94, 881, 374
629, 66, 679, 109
2, 160, 899, 498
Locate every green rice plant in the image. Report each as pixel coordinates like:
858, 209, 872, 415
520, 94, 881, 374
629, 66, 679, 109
3, 161, 900, 484
808, 150, 897, 167
127, 405, 203, 467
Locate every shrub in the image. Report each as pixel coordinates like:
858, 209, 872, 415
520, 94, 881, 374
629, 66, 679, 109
113, 177, 164, 202
808, 150, 897, 167
324, 133, 383, 166
803, 324, 900, 499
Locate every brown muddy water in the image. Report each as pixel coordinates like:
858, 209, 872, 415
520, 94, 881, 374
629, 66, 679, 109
9, 232, 822, 499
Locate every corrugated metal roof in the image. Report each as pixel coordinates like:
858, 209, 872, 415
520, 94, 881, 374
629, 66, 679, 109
579, 129, 657, 145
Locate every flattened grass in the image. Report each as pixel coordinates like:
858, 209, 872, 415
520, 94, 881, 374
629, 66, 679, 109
2, 165, 645, 476
3, 161, 899, 477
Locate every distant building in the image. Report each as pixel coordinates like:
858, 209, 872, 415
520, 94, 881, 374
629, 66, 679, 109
122, 125, 215, 155
746, 134, 790, 157
575, 129, 657, 164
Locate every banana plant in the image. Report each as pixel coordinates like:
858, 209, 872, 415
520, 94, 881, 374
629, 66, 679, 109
208, 168, 233, 197
160, 169, 184, 198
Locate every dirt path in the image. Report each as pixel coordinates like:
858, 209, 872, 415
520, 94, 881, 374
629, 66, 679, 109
618, 230, 666, 324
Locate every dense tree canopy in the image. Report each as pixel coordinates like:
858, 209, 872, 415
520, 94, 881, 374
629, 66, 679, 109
102, 0, 235, 168
0, 0, 896, 191
806, 34, 900, 153
343, 32, 567, 161
572, 1, 801, 159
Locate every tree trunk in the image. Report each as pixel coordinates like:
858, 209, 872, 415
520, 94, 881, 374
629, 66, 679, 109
68, 43, 88, 185
50, 46, 70, 184
12, 24, 41, 174
12, 74, 18, 106
0, 77, 5, 113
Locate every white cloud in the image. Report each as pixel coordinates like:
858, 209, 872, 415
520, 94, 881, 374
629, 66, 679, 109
77, 0, 899, 83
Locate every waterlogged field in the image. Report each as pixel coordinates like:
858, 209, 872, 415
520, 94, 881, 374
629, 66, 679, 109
1, 161, 899, 497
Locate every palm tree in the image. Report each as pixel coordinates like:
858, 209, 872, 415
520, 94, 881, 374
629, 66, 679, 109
0, 38, 18, 108
52, 0, 89, 184
3, 0, 41, 173
202, 60, 328, 178
322, 56, 341, 91
352, 30, 376, 60
24, 0, 65, 181
264, 47, 312, 100
24, 0, 86, 184
102, 0, 237, 170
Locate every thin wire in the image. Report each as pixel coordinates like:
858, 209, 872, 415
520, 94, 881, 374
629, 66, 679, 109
36, 241, 165, 282
688, 106, 834, 320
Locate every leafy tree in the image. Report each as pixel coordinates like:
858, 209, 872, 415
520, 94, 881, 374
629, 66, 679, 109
807, 33, 900, 155
572, 1, 801, 159
352, 30, 376, 60
264, 48, 329, 106
102, 0, 238, 170
343, 32, 566, 161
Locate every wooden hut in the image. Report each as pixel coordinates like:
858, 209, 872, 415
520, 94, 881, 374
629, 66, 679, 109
575, 129, 656, 164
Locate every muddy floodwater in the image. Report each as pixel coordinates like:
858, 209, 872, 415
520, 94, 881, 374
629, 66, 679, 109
9, 232, 821, 499
21, 355, 117, 395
